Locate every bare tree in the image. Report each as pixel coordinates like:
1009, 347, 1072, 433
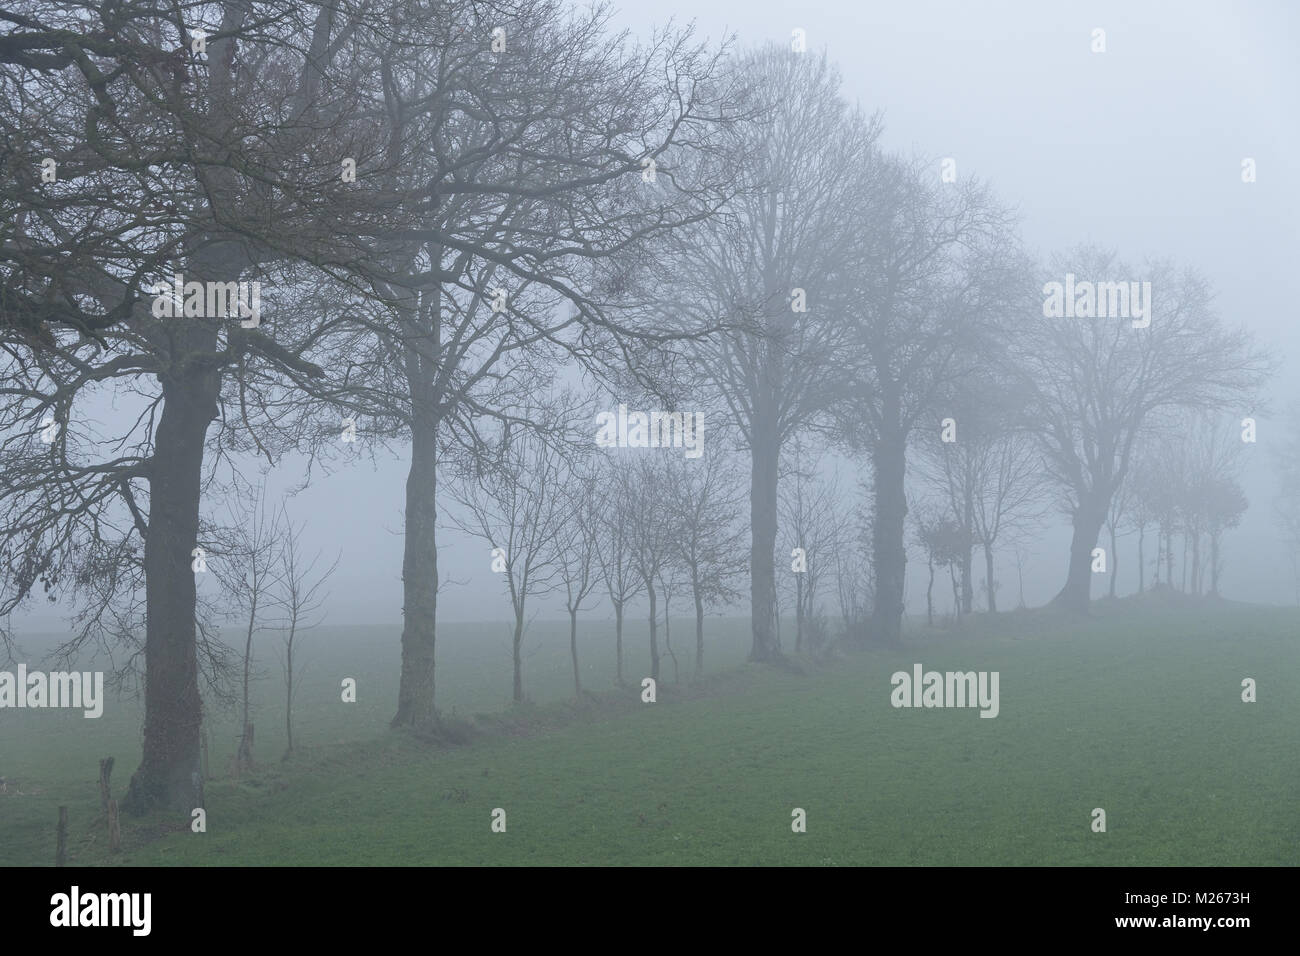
594, 456, 645, 687
1014, 247, 1270, 612
622, 459, 676, 683
273, 509, 337, 759
449, 422, 568, 704
1103, 472, 1136, 600
779, 444, 843, 651
973, 436, 1047, 612
664, 454, 746, 674
214, 484, 284, 775
663, 46, 882, 663
1132, 438, 1184, 591
0, 0, 423, 813
1178, 414, 1248, 597
912, 499, 964, 627
552, 459, 603, 698
840, 153, 1020, 644
833, 480, 874, 642
656, 561, 685, 685
1127, 455, 1158, 594
302, 2, 739, 731
922, 382, 1054, 615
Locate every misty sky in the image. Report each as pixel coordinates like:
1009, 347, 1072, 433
12, 0, 1300, 631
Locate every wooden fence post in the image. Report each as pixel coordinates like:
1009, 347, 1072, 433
108, 798, 121, 852
98, 756, 114, 812
55, 806, 68, 866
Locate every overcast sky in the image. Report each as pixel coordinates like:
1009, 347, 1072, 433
12, 0, 1300, 632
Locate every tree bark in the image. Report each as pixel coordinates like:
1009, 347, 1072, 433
694, 589, 705, 677
238, 592, 257, 772
122, 363, 217, 815
960, 491, 973, 615
748, 419, 780, 661
662, 592, 679, 684
984, 544, 997, 613
1180, 535, 1188, 592
1108, 525, 1119, 599
1137, 526, 1145, 593
1016, 552, 1026, 608
872, 420, 908, 646
1210, 532, 1221, 596
569, 607, 581, 697
794, 573, 805, 652
1165, 529, 1174, 587
512, 611, 525, 703
647, 582, 660, 681
614, 600, 625, 686
1052, 498, 1107, 613
1191, 532, 1201, 596
392, 397, 440, 727
926, 555, 935, 626
284, 622, 295, 756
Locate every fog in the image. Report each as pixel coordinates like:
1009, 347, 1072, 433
4, 0, 1299, 886
16, 0, 1294, 634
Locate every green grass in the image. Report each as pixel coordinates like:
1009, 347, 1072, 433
2, 605, 1297, 865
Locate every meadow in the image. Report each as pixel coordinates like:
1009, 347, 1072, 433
1, 603, 1296, 866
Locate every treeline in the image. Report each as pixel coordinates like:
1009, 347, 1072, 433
0, 1, 1270, 816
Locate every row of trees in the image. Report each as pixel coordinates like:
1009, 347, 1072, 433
913, 408, 1252, 620
644, 51, 1269, 659
1, 0, 736, 812
0, 1, 1271, 815
447, 426, 747, 700
1106, 418, 1249, 599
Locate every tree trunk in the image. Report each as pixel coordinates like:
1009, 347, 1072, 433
123, 2, 248, 816
122, 364, 217, 815
614, 600, 625, 686
1170, 528, 1180, 587
1052, 497, 1107, 613
1108, 525, 1118, 599
284, 631, 294, 756
1210, 531, 1221, 596
238, 596, 257, 772
748, 419, 780, 661
872, 420, 908, 646
512, 611, 525, 703
663, 592, 679, 684
1180, 534, 1188, 592
1137, 526, 1145, 593
569, 607, 581, 697
926, 555, 935, 626
1191, 532, 1201, 596
794, 573, 805, 652
984, 544, 997, 613
694, 589, 705, 677
647, 582, 660, 681
960, 491, 973, 615
1016, 551, 1026, 608
392, 397, 439, 728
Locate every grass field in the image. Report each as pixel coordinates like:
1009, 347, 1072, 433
2, 603, 1297, 866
